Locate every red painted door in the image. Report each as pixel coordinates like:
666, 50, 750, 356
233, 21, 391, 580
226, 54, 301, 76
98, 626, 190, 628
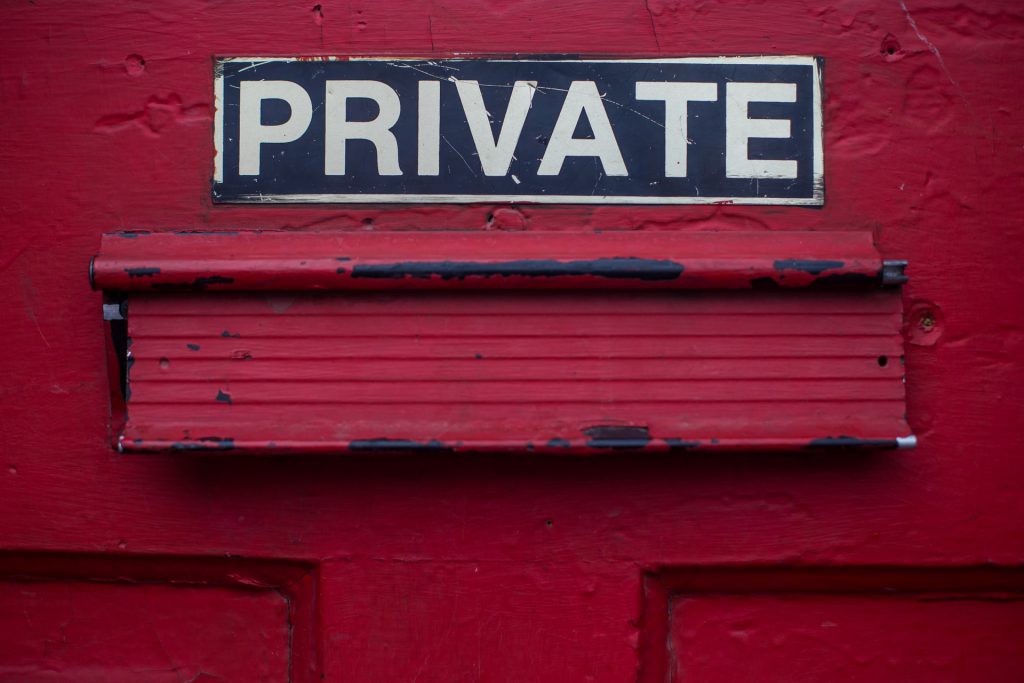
2, 1, 1023, 681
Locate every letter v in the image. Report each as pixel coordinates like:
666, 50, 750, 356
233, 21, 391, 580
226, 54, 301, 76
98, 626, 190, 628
455, 80, 537, 176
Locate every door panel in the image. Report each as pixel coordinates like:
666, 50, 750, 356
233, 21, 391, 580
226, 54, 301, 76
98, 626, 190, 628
641, 567, 1024, 683
2, 0, 1023, 681
672, 594, 1024, 682
0, 555, 318, 682
0, 581, 288, 682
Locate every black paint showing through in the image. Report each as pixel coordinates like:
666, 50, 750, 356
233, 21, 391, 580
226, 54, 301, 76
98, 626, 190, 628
664, 438, 701, 450
170, 437, 236, 451
773, 259, 845, 275
125, 267, 161, 278
806, 436, 898, 449
192, 275, 235, 288
583, 425, 652, 449
350, 258, 685, 281
348, 439, 455, 452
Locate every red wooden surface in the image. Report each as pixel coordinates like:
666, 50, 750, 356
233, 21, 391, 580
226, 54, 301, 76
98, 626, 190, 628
3, 0, 1024, 681
673, 594, 1024, 680
0, 556, 318, 682
0, 581, 290, 681
118, 288, 910, 453
642, 567, 1024, 682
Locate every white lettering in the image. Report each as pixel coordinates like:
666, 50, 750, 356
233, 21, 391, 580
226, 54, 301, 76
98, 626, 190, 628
725, 82, 798, 179
456, 80, 537, 176
538, 81, 627, 177
417, 81, 440, 176
635, 82, 717, 178
238, 81, 313, 175
325, 80, 402, 176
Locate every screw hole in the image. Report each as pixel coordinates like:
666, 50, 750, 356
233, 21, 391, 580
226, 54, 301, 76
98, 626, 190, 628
124, 54, 146, 76
877, 355, 889, 367
880, 34, 901, 58
545, 519, 553, 527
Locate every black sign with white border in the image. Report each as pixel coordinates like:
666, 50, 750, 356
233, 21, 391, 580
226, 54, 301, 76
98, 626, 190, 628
213, 56, 823, 205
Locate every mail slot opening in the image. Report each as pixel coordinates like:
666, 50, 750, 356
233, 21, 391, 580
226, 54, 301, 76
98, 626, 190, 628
91, 230, 914, 454
100, 296, 130, 441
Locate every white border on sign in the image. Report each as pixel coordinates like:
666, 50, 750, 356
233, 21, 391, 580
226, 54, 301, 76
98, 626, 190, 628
212, 56, 824, 206
213, 62, 225, 183
230, 194, 823, 206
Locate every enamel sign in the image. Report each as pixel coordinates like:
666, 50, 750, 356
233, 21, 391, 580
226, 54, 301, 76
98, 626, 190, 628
213, 57, 823, 205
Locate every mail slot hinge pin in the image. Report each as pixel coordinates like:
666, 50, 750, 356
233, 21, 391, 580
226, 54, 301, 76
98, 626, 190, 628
882, 260, 909, 286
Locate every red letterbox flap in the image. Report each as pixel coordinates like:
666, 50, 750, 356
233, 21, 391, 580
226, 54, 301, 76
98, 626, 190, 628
91, 230, 901, 292
92, 230, 914, 454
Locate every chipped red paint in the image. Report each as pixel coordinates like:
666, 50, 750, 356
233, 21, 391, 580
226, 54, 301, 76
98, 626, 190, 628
91, 230, 888, 291
3, 0, 1024, 681
114, 288, 910, 454
92, 231, 911, 455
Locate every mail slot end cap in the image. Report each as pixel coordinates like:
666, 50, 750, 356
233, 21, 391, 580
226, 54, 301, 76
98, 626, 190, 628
897, 435, 918, 449
882, 260, 909, 286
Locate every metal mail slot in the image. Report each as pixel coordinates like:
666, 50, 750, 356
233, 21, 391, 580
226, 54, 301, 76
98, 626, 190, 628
91, 230, 913, 454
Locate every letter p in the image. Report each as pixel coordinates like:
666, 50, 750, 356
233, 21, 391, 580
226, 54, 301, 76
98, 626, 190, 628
238, 81, 313, 176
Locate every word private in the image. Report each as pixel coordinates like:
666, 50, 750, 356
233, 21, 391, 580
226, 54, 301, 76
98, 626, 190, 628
213, 56, 823, 205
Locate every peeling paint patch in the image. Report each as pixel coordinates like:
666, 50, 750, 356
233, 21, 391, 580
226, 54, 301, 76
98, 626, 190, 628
806, 436, 898, 449
809, 272, 879, 287
172, 230, 241, 236
94, 93, 211, 136
152, 276, 238, 291
583, 425, 652, 449
193, 276, 235, 287
170, 437, 235, 451
773, 259, 844, 275
125, 267, 160, 278
749, 276, 783, 289
348, 439, 454, 452
351, 258, 684, 281
664, 438, 701, 450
